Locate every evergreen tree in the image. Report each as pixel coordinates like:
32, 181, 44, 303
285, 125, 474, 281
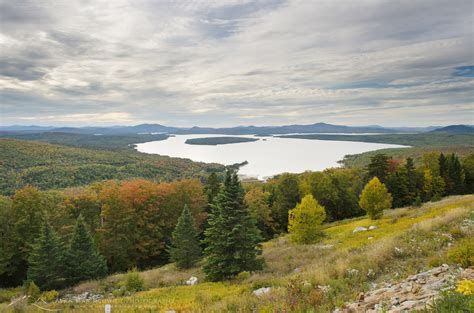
203, 170, 262, 281
448, 154, 464, 194
27, 219, 65, 290
367, 154, 391, 183
386, 168, 410, 208
359, 177, 392, 219
64, 215, 107, 285
204, 173, 221, 205
439, 153, 450, 195
169, 205, 201, 269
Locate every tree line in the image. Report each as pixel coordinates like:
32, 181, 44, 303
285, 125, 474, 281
1, 152, 472, 290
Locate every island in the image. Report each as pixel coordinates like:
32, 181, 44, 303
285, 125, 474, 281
185, 137, 259, 145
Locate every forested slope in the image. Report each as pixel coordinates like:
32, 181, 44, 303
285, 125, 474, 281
0, 139, 224, 195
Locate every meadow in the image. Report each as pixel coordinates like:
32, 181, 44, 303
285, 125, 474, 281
3, 195, 472, 312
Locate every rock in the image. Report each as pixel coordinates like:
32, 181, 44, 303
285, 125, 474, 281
334, 265, 474, 313
353, 226, 368, 233
368, 225, 378, 230
253, 287, 271, 296
368, 236, 374, 240
186, 276, 198, 286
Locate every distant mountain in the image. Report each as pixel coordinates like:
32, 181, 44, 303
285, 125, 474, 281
0, 122, 432, 135
45, 124, 180, 135
430, 125, 474, 134
0, 125, 55, 132
175, 122, 397, 135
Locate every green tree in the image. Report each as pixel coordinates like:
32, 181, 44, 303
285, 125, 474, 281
367, 154, 391, 183
204, 172, 221, 205
245, 188, 275, 240
271, 173, 301, 233
11, 186, 50, 285
386, 168, 410, 208
359, 177, 392, 219
0, 196, 16, 287
203, 170, 262, 281
462, 153, 474, 193
27, 219, 65, 290
168, 205, 201, 269
288, 195, 326, 244
448, 154, 464, 194
64, 215, 107, 285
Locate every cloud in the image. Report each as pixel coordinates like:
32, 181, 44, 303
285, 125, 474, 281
0, 0, 472, 127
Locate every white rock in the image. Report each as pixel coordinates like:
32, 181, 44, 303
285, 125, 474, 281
253, 287, 271, 296
368, 236, 374, 240
186, 276, 198, 286
368, 225, 378, 230
353, 226, 368, 233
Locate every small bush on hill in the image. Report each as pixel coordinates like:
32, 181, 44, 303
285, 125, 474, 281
447, 238, 474, 267
124, 268, 144, 292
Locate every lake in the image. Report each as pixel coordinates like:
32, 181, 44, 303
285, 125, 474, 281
135, 134, 407, 179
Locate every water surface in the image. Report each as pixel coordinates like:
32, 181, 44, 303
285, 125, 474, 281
135, 134, 407, 179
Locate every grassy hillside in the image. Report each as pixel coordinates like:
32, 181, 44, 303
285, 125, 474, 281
0, 139, 224, 195
3, 195, 471, 312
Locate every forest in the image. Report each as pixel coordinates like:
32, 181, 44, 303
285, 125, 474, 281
1, 149, 473, 291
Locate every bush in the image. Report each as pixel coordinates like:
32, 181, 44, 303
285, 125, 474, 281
447, 239, 474, 267
41, 290, 59, 302
26, 281, 40, 303
427, 290, 474, 312
0, 288, 21, 303
124, 268, 144, 292
236, 271, 251, 281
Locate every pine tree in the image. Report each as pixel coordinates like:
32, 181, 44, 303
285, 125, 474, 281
64, 215, 107, 285
203, 170, 262, 281
27, 219, 65, 290
448, 154, 464, 194
368, 154, 391, 183
168, 205, 201, 269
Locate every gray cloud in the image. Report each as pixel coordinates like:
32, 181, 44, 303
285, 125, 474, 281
0, 0, 473, 127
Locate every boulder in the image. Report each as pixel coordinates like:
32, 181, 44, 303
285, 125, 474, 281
186, 276, 198, 286
253, 287, 271, 296
368, 225, 378, 230
353, 226, 368, 233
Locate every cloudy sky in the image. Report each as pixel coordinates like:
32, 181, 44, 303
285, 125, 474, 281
0, 0, 473, 127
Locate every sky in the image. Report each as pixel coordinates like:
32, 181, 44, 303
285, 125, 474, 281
0, 0, 473, 127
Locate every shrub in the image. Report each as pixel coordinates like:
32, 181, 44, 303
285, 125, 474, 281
26, 281, 40, 303
124, 268, 144, 292
236, 271, 251, 281
447, 239, 474, 267
41, 290, 59, 302
427, 290, 474, 312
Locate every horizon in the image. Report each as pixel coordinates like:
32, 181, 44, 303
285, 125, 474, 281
1, 0, 473, 127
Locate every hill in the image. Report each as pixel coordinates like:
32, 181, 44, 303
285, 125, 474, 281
2, 195, 472, 311
0, 139, 224, 195
431, 125, 474, 134
0, 122, 401, 136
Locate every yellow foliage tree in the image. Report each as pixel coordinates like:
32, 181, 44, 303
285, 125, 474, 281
359, 177, 392, 219
288, 195, 326, 244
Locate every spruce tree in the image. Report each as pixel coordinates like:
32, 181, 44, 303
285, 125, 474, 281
27, 219, 65, 290
203, 170, 262, 281
168, 205, 201, 269
64, 215, 107, 285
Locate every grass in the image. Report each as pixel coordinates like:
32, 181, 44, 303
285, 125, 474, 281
2, 195, 473, 312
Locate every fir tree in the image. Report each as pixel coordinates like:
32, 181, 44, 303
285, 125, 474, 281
27, 219, 65, 290
168, 205, 201, 269
368, 154, 391, 183
203, 170, 262, 281
64, 215, 107, 285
